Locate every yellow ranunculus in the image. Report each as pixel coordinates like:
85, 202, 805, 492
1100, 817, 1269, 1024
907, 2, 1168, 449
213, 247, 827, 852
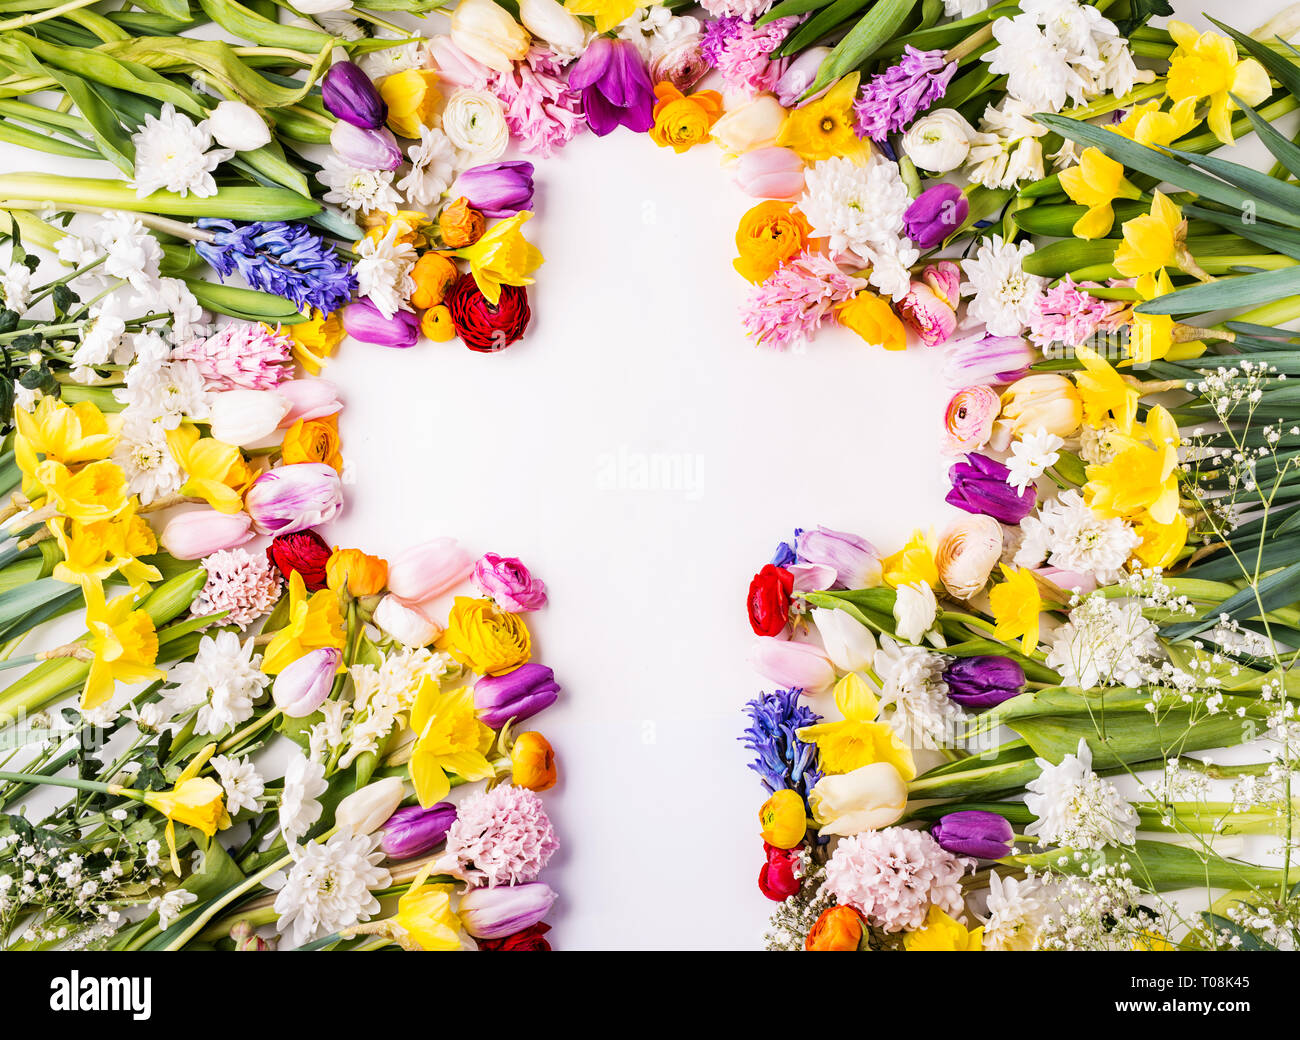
34, 459, 128, 523
408, 679, 496, 806
796, 673, 916, 780
882, 529, 939, 589
1114, 191, 1186, 300
288, 310, 346, 375
650, 82, 724, 153
450, 212, 543, 306
1086, 406, 1182, 525
563, 0, 653, 34
165, 422, 256, 514
82, 582, 165, 711
438, 596, 531, 676
1058, 147, 1141, 240
260, 570, 346, 674
1166, 20, 1271, 145
776, 74, 869, 163
378, 68, 442, 139
903, 905, 984, 951
1073, 344, 1139, 434
989, 564, 1042, 656
759, 788, 808, 848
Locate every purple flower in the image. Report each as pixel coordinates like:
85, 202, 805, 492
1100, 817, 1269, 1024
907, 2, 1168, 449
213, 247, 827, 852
195, 220, 356, 314
459, 882, 556, 940
473, 663, 561, 729
931, 810, 1014, 859
700, 16, 745, 66
342, 298, 419, 348
454, 161, 535, 218
943, 332, 1037, 388
904, 183, 969, 249
472, 552, 547, 611
272, 647, 340, 717
568, 37, 654, 137
740, 687, 822, 801
379, 803, 457, 860
946, 453, 1036, 524
322, 60, 387, 129
770, 528, 802, 569
329, 121, 402, 170
795, 526, 882, 589
245, 463, 343, 537
853, 46, 956, 143
944, 655, 1025, 709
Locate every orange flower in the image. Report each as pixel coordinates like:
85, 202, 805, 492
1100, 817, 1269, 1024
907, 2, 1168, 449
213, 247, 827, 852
649, 81, 724, 153
511, 731, 557, 791
281, 414, 342, 473
326, 547, 389, 597
411, 252, 460, 309
421, 305, 456, 342
439, 197, 485, 248
837, 291, 907, 350
805, 905, 865, 951
733, 200, 813, 283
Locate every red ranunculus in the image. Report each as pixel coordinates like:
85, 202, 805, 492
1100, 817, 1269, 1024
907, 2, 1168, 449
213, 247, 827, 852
476, 922, 552, 951
747, 563, 794, 636
758, 841, 803, 901
266, 529, 332, 591
447, 276, 531, 352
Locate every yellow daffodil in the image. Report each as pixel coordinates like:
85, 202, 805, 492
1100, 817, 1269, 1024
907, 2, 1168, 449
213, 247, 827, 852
1166, 20, 1271, 145
260, 570, 346, 674
882, 528, 939, 588
1113, 191, 1188, 299
288, 310, 346, 375
776, 74, 869, 163
989, 564, 1042, 656
903, 905, 984, 951
82, 582, 165, 711
1073, 344, 1139, 433
390, 867, 462, 950
408, 678, 496, 807
1127, 270, 1206, 367
796, 674, 917, 780
451, 211, 543, 306
1086, 405, 1182, 524
165, 422, 256, 513
1133, 509, 1189, 569
1058, 147, 1141, 239
1111, 98, 1199, 148
564, 0, 653, 34
33, 459, 128, 523
134, 750, 229, 874
49, 501, 161, 593
15, 397, 119, 482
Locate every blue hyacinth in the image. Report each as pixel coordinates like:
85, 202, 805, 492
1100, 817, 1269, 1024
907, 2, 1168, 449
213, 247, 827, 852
770, 528, 802, 569
740, 687, 822, 802
195, 219, 357, 315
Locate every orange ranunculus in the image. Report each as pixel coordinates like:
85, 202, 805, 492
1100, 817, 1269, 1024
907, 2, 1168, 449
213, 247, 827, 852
511, 731, 557, 791
326, 547, 389, 597
650, 81, 724, 153
439, 197, 486, 249
733, 200, 813, 283
421, 305, 456, 342
281, 414, 343, 473
837, 291, 907, 350
411, 252, 460, 309
805, 905, 865, 951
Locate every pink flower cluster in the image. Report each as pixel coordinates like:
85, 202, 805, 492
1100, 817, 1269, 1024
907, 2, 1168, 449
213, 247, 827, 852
173, 323, 294, 390
823, 828, 971, 933
490, 47, 585, 158
707, 17, 797, 96
445, 784, 560, 887
740, 252, 868, 352
1028, 277, 1130, 350
192, 548, 283, 628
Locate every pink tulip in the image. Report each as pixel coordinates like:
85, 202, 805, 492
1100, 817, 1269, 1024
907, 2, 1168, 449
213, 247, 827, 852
277, 378, 343, 426
245, 463, 344, 536
1036, 566, 1096, 595
748, 637, 836, 695
774, 46, 830, 107
734, 147, 805, 201
160, 509, 255, 560
273, 647, 341, 717
789, 562, 836, 594
387, 537, 475, 603
428, 35, 493, 89
897, 262, 960, 348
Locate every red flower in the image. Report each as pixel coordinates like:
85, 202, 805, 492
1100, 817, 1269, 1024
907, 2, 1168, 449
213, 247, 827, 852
476, 922, 552, 951
266, 529, 332, 591
747, 563, 794, 636
447, 276, 531, 352
758, 841, 803, 901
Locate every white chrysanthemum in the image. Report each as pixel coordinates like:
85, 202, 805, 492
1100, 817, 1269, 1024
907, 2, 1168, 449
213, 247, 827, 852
211, 754, 265, 816
618, 6, 697, 58
986, 15, 1085, 112
273, 831, 391, 948
146, 277, 206, 346
961, 233, 1045, 335
93, 212, 163, 293
442, 89, 509, 161
112, 413, 184, 504
1015, 490, 1139, 585
943, 0, 989, 15
279, 749, 328, 844
1025, 737, 1139, 849
1079, 420, 1123, 465
131, 104, 234, 198
397, 125, 459, 207
1, 264, 31, 312
355, 224, 417, 319
873, 636, 964, 748
114, 358, 210, 430
980, 872, 1047, 950
1045, 593, 1160, 688
965, 99, 1047, 190
161, 631, 267, 735
358, 37, 424, 78
70, 295, 133, 381
319, 154, 402, 215
1006, 429, 1063, 493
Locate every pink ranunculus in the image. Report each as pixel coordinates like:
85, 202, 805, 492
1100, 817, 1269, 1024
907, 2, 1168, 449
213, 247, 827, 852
277, 378, 343, 426
388, 537, 476, 604
942, 385, 1001, 456
897, 261, 960, 347
748, 637, 836, 695
472, 552, 548, 612
734, 146, 805, 201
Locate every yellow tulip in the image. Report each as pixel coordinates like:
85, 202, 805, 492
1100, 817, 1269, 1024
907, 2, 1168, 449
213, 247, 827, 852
165, 422, 256, 514
82, 582, 165, 711
378, 68, 443, 139
390, 868, 463, 950
408, 679, 496, 807
450, 212, 543, 306
989, 565, 1042, 656
260, 570, 346, 674
776, 74, 869, 163
564, 0, 652, 34
1166, 20, 1271, 145
1058, 148, 1141, 239
999, 374, 1084, 440
903, 905, 984, 951
759, 788, 808, 848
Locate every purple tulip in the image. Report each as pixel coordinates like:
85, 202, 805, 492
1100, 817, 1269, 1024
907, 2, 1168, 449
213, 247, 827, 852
342, 299, 420, 348
474, 663, 560, 729
943, 332, 1036, 388
322, 60, 388, 129
903, 183, 969, 249
245, 463, 343, 536
568, 37, 655, 137
379, 803, 457, 860
453, 161, 535, 219
330, 121, 402, 171
931, 810, 1014, 859
795, 526, 882, 589
459, 883, 556, 940
273, 646, 341, 716
946, 453, 1036, 525
944, 655, 1025, 709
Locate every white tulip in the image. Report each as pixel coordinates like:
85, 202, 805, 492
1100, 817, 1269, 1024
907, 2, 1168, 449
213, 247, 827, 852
518, 0, 586, 60
893, 581, 937, 645
811, 607, 877, 673
336, 777, 406, 835
450, 0, 530, 74
902, 108, 975, 173
809, 763, 908, 836
207, 101, 272, 152
209, 389, 290, 447
374, 594, 442, 648
291, 0, 354, 12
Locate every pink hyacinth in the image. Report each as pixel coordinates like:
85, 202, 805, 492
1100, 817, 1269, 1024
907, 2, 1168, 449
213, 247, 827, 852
700, 0, 776, 17
1028, 276, 1131, 350
444, 784, 559, 888
489, 47, 585, 157
823, 827, 971, 933
740, 252, 868, 352
192, 548, 283, 629
707, 17, 797, 96
173, 323, 294, 390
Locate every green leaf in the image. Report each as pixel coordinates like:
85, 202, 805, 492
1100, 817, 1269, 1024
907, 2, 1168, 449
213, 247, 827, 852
1013, 840, 1286, 893
1114, 0, 1172, 36
185, 279, 308, 323
196, 0, 335, 53
777, 0, 872, 58
0, 577, 80, 630
808, 0, 921, 95
1222, 96, 1300, 183
1134, 266, 1300, 315
1163, 559, 1300, 640
0, 173, 320, 220
757, 0, 835, 27
1165, 142, 1300, 216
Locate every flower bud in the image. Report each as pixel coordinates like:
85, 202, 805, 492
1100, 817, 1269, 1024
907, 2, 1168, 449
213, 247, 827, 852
387, 537, 475, 602
936, 514, 1002, 601
322, 60, 388, 129
943, 655, 1025, 709
930, 809, 1014, 858
473, 662, 560, 728
336, 777, 406, 835
748, 638, 836, 696
903, 183, 969, 249
805, 905, 864, 951
710, 94, 788, 158
946, 453, 1036, 525
209, 389, 291, 447
892, 581, 937, 644
648, 33, 708, 92
245, 463, 344, 536
379, 802, 458, 859
160, 508, 254, 560
452, 161, 535, 219
898, 260, 960, 348
326, 548, 388, 597
759, 788, 807, 849
437, 197, 485, 248
902, 108, 974, 172
808, 762, 907, 836
208, 100, 272, 152
450, 0, 530, 74
373, 594, 442, 648
460, 882, 556, 940
733, 146, 805, 200
272, 646, 341, 717
230, 919, 274, 951
518, 0, 586, 60
276, 378, 343, 426
379, 68, 444, 138
796, 526, 882, 589
510, 731, 557, 791
471, 552, 547, 612
267, 529, 331, 590
342, 298, 419, 348
810, 607, 876, 672
330, 120, 403, 170
943, 332, 1036, 388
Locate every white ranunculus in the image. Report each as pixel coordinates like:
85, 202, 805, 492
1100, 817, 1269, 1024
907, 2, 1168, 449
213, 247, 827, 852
811, 607, 877, 673
892, 581, 937, 645
207, 100, 272, 152
936, 513, 1003, 600
441, 89, 509, 161
902, 108, 975, 173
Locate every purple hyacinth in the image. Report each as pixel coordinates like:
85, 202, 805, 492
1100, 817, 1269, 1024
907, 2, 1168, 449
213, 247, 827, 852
700, 16, 745, 67
195, 219, 357, 314
740, 687, 822, 801
770, 528, 803, 569
852, 46, 956, 143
